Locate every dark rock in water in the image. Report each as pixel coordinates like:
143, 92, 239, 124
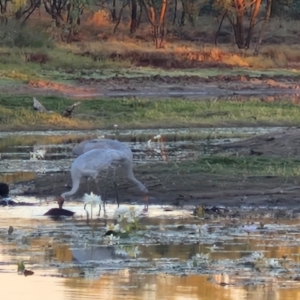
0, 199, 35, 206
44, 208, 75, 217
0, 182, 9, 197
104, 230, 118, 236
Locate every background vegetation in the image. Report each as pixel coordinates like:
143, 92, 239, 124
0, 0, 299, 73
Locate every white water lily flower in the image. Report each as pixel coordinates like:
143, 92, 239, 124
251, 251, 264, 261
133, 246, 141, 258
114, 248, 129, 257
106, 223, 121, 232
128, 206, 144, 218
30, 149, 46, 160
114, 205, 144, 222
83, 192, 102, 207
109, 234, 119, 241
192, 224, 201, 233
265, 258, 280, 269
201, 224, 208, 235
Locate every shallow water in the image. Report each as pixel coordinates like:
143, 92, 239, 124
2, 126, 300, 299
0, 127, 284, 182
1, 199, 300, 300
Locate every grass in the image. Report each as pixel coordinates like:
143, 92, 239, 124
0, 134, 97, 152
1, 96, 300, 130
149, 155, 300, 177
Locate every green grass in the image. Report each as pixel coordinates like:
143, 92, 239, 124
1, 44, 300, 83
150, 156, 300, 177
0, 134, 98, 152
1, 96, 300, 130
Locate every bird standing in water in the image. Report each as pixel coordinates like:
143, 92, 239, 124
57, 148, 148, 211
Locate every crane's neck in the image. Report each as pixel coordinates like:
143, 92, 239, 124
61, 176, 81, 200
126, 169, 148, 193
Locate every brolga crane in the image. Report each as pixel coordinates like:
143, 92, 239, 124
72, 139, 132, 159
57, 148, 148, 211
72, 138, 140, 205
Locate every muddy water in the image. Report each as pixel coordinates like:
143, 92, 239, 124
2, 126, 299, 300
0, 127, 283, 183
1, 200, 300, 300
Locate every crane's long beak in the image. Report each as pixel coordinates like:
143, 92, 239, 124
57, 196, 65, 209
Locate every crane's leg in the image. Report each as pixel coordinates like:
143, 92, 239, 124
84, 203, 90, 222
83, 176, 90, 192
93, 176, 106, 216
113, 167, 120, 207
98, 204, 101, 217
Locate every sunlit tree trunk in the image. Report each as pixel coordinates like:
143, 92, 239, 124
254, 0, 272, 54
142, 0, 168, 48
223, 0, 263, 49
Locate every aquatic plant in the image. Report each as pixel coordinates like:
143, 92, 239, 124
83, 192, 103, 219
114, 205, 147, 233
103, 234, 120, 245
187, 253, 211, 268
114, 245, 141, 259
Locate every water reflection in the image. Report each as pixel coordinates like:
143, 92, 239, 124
1, 271, 300, 300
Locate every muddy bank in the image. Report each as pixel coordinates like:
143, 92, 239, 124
15, 162, 300, 212
219, 126, 300, 158
3, 126, 299, 211
2, 73, 300, 99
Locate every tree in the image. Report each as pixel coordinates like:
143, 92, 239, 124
215, 0, 263, 49
43, 0, 88, 41
130, 0, 138, 33
141, 0, 168, 48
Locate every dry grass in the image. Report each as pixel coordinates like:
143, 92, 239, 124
0, 12, 300, 73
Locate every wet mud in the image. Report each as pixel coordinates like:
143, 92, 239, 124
2, 73, 300, 99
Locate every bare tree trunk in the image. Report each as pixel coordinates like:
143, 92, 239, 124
141, 0, 168, 48
158, 0, 168, 47
114, 1, 128, 33
111, 0, 117, 22
214, 11, 226, 45
173, 0, 177, 25
245, 0, 262, 48
137, 0, 143, 27
254, 0, 272, 55
180, 0, 186, 27
130, 0, 137, 33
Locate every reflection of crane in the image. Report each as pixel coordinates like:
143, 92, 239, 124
57, 148, 148, 210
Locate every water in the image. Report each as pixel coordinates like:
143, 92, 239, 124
0, 127, 284, 180
1, 200, 300, 300
1, 126, 299, 299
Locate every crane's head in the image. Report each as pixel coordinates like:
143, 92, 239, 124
56, 195, 65, 209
